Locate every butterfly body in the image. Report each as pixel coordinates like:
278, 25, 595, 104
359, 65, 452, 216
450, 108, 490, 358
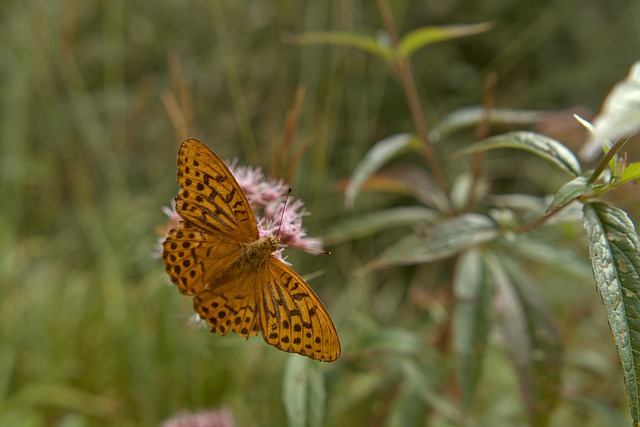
162, 138, 340, 362
203, 235, 279, 291
241, 235, 280, 267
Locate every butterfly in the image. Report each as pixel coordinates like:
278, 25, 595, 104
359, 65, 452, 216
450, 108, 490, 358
162, 138, 341, 362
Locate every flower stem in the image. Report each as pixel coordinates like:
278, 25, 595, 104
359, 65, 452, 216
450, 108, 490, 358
376, 0, 449, 192
588, 136, 630, 184
465, 72, 497, 212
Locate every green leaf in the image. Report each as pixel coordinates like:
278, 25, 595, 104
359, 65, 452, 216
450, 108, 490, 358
496, 236, 592, 279
429, 107, 550, 143
345, 133, 421, 208
398, 22, 492, 59
490, 254, 563, 427
361, 214, 500, 272
545, 175, 593, 214
581, 61, 640, 160
323, 206, 437, 245
0, 410, 44, 427
455, 131, 582, 177
388, 384, 428, 427
283, 31, 393, 62
618, 162, 640, 185
488, 194, 583, 226
358, 165, 451, 211
282, 357, 326, 427
362, 328, 428, 356
453, 250, 492, 411
398, 357, 465, 423
583, 202, 640, 425
0, 345, 16, 401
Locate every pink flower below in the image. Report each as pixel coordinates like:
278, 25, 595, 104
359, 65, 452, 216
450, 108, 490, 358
162, 407, 235, 427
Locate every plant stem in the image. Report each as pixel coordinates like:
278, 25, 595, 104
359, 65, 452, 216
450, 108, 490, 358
465, 72, 497, 212
519, 136, 633, 233
376, 0, 449, 192
588, 136, 631, 184
515, 202, 567, 233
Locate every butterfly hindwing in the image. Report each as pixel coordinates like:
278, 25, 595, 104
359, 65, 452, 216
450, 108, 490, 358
162, 221, 244, 295
259, 259, 341, 362
193, 285, 261, 338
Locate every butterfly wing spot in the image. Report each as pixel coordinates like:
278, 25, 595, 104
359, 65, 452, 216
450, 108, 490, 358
194, 287, 260, 339
163, 225, 210, 295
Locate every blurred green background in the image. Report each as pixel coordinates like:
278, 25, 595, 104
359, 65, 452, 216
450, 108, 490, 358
1, 0, 639, 426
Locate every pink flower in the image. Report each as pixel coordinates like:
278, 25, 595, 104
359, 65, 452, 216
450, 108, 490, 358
225, 159, 265, 203
270, 200, 324, 252
161, 201, 182, 225
154, 200, 181, 258
162, 407, 234, 427
225, 160, 324, 256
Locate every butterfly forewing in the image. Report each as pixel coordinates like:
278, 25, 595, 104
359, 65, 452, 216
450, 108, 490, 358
259, 260, 341, 362
176, 138, 258, 242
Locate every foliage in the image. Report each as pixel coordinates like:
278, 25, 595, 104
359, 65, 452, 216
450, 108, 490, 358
327, 21, 640, 425
1, 0, 640, 426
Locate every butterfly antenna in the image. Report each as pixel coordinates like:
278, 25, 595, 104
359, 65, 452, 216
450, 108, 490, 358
275, 188, 292, 239
278, 188, 331, 255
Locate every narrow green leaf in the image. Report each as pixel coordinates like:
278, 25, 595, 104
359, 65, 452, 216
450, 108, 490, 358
0, 383, 120, 418
282, 357, 326, 427
283, 31, 393, 62
398, 22, 492, 59
0, 345, 17, 401
398, 358, 466, 423
453, 250, 492, 411
359, 165, 451, 212
0, 410, 44, 427
455, 131, 582, 177
581, 61, 640, 160
487, 194, 583, 227
345, 133, 421, 208
362, 214, 499, 272
619, 162, 640, 185
363, 328, 427, 356
323, 206, 437, 245
497, 236, 592, 279
429, 107, 551, 143
583, 202, 640, 425
545, 175, 593, 214
490, 254, 563, 427
388, 385, 428, 427
574, 114, 595, 133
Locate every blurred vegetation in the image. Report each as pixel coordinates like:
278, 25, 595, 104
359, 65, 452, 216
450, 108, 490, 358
1, 0, 640, 426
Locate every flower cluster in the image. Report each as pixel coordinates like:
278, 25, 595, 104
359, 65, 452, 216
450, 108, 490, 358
226, 160, 323, 258
162, 407, 234, 427
154, 200, 181, 258
156, 159, 324, 261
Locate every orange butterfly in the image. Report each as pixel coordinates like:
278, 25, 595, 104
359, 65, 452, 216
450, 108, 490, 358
162, 138, 341, 362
